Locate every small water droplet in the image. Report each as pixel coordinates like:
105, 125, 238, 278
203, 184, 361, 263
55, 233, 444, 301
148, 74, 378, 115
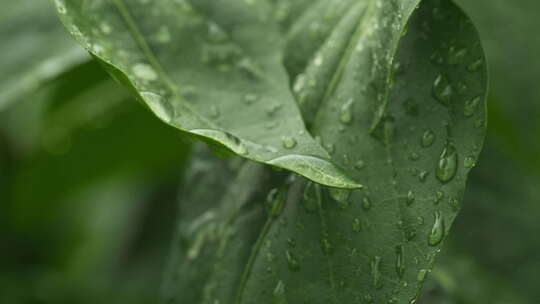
419, 171, 429, 182
464, 156, 476, 168
449, 197, 459, 211
355, 160, 366, 170
406, 190, 415, 206
281, 136, 297, 149
362, 197, 372, 211
428, 211, 445, 246
395, 245, 405, 278
433, 74, 453, 106
468, 58, 483, 72
272, 280, 288, 304
321, 238, 333, 255
340, 98, 355, 124
436, 142, 458, 183
434, 191, 444, 204
329, 188, 350, 209
464, 96, 481, 117
417, 269, 429, 282
352, 218, 362, 233
303, 182, 321, 213
448, 46, 468, 65
421, 130, 435, 147
371, 256, 383, 289
286, 250, 300, 272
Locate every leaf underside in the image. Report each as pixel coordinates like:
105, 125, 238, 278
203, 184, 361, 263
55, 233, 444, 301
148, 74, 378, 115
54, 0, 488, 303
53, 0, 363, 189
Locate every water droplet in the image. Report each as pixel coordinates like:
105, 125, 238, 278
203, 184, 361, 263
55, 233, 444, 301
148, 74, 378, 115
329, 188, 350, 209
133, 63, 158, 81
421, 130, 435, 147
406, 190, 415, 206
434, 191, 444, 204
362, 197, 372, 211
468, 58, 483, 72
273, 281, 288, 304
436, 142, 458, 183
281, 136, 297, 149
287, 237, 296, 248
419, 171, 429, 182
448, 46, 468, 65
417, 269, 429, 282
352, 218, 362, 233
464, 156, 476, 168
286, 250, 300, 272
464, 96, 481, 117
321, 238, 333, 255
340, 98, 355, 124
303, 182, 321, 213
371, 256, 383, 289
190, 129, 248, 156
395, 245, 405, 278
266, 187, 287, 217
449, 197, 460, 211
433, 74, 453, 106
428, 211, 445, 246
355, 160, 366, 170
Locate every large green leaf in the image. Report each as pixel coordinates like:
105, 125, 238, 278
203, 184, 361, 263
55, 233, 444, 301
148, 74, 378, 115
52, 0, 362, 189
165, 0, 487, 303
0, 0, 88, 110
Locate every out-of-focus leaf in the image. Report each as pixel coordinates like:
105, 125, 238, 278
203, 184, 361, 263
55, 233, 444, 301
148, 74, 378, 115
0, 0, 88, 110
52, 0, 362, 189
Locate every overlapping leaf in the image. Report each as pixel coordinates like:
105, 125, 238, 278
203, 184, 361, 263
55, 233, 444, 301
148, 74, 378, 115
164, 0, 487, 303
52, 0, 363, 189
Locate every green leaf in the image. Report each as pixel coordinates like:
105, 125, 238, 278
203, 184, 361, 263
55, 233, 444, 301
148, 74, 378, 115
52, 0, 362, 189
0, 0, 88, 110
165, 0, 488, 303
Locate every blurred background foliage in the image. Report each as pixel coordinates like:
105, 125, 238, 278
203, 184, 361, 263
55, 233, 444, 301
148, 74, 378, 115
0, 0, 538, 303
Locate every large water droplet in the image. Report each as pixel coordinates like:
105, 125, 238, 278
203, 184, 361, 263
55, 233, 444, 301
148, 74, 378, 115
395, 245, 405, 278
433, 74, 453, 106
436, 142, 458, 183
371, 256, 383, 289
428, 211, 445, 246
